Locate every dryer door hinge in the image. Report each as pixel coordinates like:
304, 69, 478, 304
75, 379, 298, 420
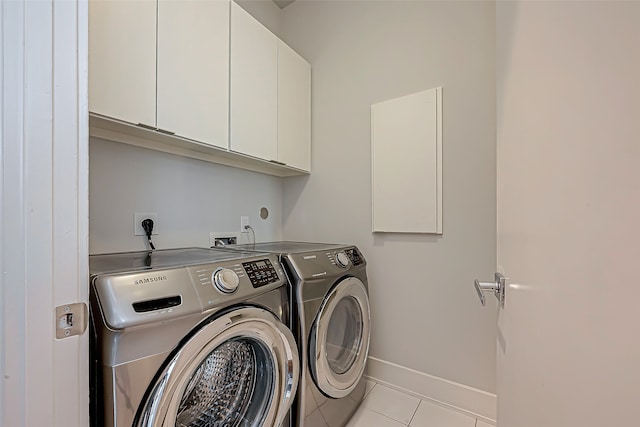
55, 303, 88, 339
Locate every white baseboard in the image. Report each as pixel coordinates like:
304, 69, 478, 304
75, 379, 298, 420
365, 356, 496, 424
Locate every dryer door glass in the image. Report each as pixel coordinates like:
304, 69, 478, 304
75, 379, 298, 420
136, 307, 299, 427
310, 277, 371, 399
326, 296, 363, 374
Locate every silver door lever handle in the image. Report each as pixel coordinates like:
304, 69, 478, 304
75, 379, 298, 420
474, 273, 505, 306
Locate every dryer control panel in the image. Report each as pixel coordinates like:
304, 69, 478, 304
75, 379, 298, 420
345, 248, 364, 266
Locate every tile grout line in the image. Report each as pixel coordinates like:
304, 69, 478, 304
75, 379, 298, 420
364, 381, 377, 399
362, 382, 488, 427
407, 399, 421, 426
365, 380, 493, 427
366, 407, 413, 426
364, 382, 420, 426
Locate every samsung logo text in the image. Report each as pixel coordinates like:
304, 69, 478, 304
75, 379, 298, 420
134, 276, 168, 285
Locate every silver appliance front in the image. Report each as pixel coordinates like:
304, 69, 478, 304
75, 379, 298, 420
300, 276, 370, 427
89, 248, 299, 427
212, 242, 371, 427
136, 306, 298, 427
309, 277, 370, 399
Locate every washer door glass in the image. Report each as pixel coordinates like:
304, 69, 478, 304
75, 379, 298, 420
176, 338, 271, 426
137, 306, 299, 427
310, 277, 371, 399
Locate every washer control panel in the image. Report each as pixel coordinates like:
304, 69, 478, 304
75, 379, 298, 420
186, 254, 285, 310
212, 268, 240, 293
243, 259, 279, 288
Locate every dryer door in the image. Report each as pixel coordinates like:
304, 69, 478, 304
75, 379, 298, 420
136, 306, 299, 427
310, 277, 371, 398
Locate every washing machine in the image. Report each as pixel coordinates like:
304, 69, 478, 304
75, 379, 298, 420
89, 247, 299, 427
217, 242, 371, 427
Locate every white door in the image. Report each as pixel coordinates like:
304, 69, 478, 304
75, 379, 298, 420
495, 2, 640, 426
1, 1, 89, 425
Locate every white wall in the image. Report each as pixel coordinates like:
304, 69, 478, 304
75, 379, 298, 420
89, 138, 283, 253
281, 0, 497, 394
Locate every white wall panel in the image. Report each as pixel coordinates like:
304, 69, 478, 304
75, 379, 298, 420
372, 87, 442, 234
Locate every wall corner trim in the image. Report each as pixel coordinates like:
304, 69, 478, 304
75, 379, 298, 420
365, 356, 496, 424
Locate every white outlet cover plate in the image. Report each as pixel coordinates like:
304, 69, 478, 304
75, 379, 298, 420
240, 216, 249, 232
134, 212, 158, 236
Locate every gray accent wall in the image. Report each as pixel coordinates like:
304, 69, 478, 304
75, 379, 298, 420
281, 1, 497, 392
89, 138, 284, 254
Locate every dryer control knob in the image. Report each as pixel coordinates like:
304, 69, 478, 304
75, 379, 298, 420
336, 252, 350, 268
213, 268, 240, 294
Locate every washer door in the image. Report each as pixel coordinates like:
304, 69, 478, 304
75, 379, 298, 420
310, 277, 371, 398
136, 306, 299, 427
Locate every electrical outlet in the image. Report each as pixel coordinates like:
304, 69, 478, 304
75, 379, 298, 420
134, 212, 158, 236
240, 216, 249, 232
209, 232, 240, 247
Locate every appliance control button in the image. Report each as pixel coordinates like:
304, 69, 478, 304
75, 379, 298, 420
212, 268, 239, 293
336, 251, 350, 268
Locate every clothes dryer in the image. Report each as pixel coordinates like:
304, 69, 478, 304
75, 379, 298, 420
89, 247, 299, 427
218, 242, 371, 427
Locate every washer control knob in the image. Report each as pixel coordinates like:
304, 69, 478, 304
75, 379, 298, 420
212, 268, 239, 294
335, 252, 350, 268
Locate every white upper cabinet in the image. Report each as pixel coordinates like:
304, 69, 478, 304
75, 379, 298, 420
278, 41, 311, 172
89, 0, 156, 127
230, 3, 312, 172
157, 0, 229, 149
230, 2, 279, 162
89, 0, 311, 176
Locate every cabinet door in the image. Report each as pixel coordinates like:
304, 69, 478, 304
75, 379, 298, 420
157, 0, 229, 149
89, 0, 156, 127
230, 2, 278, 161
277, 41, 311, 171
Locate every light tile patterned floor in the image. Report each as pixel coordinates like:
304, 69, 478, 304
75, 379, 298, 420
346, 381, 495, 427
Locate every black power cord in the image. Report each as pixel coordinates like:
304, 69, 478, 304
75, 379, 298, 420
141, 218, 156, 250
244, 224, 256, 249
